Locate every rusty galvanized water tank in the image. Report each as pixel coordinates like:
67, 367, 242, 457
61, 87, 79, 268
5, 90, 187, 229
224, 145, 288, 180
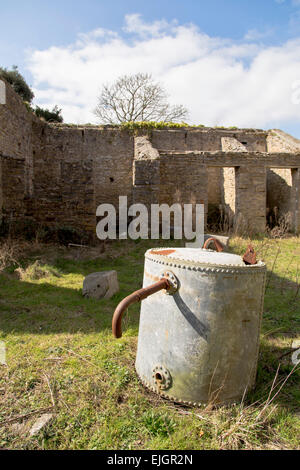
133, 247, 266, 406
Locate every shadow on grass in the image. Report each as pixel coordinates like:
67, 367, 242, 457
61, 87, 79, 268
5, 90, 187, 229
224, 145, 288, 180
0, 240, 149, 336
0, 275, 142, 336
0, 239, 186, 337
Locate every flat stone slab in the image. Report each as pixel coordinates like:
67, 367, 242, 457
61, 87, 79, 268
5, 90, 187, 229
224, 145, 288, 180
83, 271, 119, 300
29, 413, 53, 437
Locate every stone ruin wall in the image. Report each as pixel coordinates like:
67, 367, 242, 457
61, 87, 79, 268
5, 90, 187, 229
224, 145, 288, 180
29, 121, 134, 234
0, 81, 33, 224
266, 130, 300, 223
0, 79, 300, 239
131, 130, 300, 235
0, 80, 135, 235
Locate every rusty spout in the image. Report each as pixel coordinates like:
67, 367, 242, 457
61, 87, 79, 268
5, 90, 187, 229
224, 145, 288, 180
112, 278, 171, 338
203, 237, 224, 252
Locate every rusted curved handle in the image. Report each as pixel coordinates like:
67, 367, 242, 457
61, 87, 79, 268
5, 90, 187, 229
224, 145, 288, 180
112, 278, 170, 338
203, 237, 224, 252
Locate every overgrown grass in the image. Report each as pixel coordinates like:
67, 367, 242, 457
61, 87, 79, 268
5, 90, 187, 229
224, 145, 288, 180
0, 237, 299, 450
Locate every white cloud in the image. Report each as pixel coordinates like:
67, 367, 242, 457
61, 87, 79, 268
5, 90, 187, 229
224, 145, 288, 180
27, 14, 300, 130
123, 13, 175, 38
244, 28, 274, 41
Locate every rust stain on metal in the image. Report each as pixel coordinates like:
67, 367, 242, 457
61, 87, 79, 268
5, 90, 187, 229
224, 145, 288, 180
203, 237, 224, 252
150, 249, 176, 256
144, 270, 161, 282
243, 245, 257, 265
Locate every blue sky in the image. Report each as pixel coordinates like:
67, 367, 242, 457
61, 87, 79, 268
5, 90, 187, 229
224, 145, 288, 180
1, 0, 298, 76
1, 0, 300, 135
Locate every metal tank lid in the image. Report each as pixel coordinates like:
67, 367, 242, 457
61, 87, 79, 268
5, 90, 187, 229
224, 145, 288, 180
146, 247, 261, 267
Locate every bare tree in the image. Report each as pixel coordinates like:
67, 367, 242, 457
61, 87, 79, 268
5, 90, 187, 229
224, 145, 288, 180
94, 73, 188, 124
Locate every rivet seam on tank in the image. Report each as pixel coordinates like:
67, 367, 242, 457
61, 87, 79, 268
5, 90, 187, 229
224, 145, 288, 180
146, 249, 266, 274
159, 271, 178, 294
152, 365, 172, 390
140, 374, 204, 407
139, 375, 240, 408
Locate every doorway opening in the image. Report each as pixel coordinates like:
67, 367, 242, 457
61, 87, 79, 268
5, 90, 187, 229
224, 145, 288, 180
266, 168, 292, 233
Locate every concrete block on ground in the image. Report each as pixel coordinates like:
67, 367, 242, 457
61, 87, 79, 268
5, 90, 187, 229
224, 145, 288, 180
83, 271, 119, 300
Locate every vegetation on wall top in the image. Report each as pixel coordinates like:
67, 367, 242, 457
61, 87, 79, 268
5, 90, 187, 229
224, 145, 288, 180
34, 105, 63, 123
0, 65, 34, 103
49, 120, 243, 131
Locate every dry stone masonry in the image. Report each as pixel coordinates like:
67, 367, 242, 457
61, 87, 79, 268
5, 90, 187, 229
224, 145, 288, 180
0, 79, 300, 238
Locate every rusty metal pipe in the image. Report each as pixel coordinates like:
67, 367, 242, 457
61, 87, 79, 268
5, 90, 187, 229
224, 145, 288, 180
203, 237, 224, 252
112, 278, 171, 338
